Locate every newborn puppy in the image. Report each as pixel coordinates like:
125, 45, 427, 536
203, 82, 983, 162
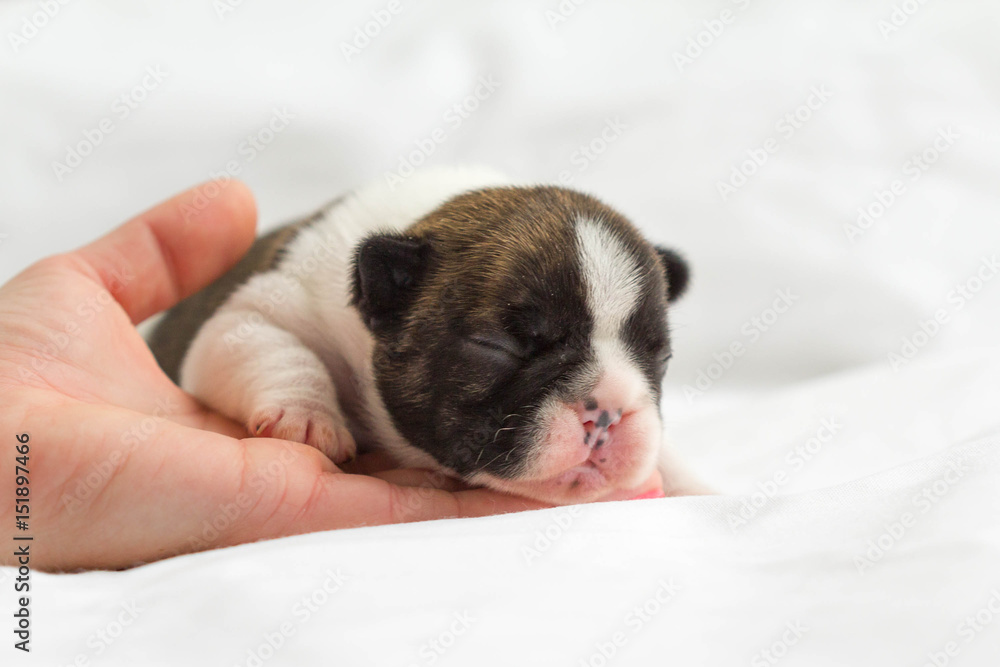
148, 166, 708, 504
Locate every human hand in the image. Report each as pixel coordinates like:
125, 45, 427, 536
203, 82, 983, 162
0, 182, 610, 571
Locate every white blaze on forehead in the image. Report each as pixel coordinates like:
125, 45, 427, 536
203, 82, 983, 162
574, 217, 643, 340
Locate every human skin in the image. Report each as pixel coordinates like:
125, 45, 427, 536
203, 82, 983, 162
0, 181, 662, 571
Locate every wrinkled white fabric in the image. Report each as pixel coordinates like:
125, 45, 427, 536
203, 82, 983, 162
2, 0, 998, 664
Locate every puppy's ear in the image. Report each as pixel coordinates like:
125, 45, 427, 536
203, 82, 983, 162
351, 233, 430, 332
654, 247, 690, 303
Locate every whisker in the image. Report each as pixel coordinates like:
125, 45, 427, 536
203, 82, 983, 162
492, 426, 517, 444
475, 449, 508, 473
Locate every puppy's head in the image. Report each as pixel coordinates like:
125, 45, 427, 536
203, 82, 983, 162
351, 186, 688, 504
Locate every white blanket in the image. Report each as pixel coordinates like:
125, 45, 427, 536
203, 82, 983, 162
2, 0, 999, 664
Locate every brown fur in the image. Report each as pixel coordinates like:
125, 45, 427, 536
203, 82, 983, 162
406, 185, 663, 328
360, 186, 673, 477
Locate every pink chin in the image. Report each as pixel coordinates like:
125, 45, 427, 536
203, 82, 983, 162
475, 462, 663, 505
471, 405, 663, 504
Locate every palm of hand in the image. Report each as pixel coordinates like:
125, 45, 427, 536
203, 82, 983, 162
0, 183, 548, 571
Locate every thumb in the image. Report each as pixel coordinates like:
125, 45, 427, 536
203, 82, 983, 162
72, 180, 257, 323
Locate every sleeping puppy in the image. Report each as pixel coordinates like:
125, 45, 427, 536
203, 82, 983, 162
148, 166, 709, 504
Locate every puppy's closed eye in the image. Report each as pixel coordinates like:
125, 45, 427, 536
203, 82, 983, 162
464, 333, 527, 368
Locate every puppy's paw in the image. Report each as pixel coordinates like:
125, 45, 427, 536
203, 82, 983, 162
249, 404, 357, 464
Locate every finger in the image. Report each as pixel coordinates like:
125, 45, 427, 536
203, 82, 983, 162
21, 401, 545, 571
22, 402, 344, 570
72, 180, 257, 323
251, 437, 340, 474
338, 451, 404, 475
368, 468, 469, 491
258, 472, 551, 537
168, 407, 252, 440
221, 445, 549, 541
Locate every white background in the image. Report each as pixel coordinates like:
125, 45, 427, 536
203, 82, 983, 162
1, 0, 999, 665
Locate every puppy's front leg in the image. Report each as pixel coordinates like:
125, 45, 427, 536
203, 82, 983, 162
179, 309, 356, 463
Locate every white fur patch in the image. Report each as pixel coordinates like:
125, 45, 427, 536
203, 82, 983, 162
574, 218, 643, 341
179, 166, 511, 472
